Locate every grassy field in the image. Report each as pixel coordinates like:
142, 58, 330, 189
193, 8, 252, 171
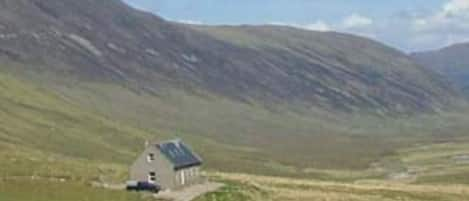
195, 172, 469, 201
194, 140, 469, 201
3, 141, 469, 201
0, 180, 154, 201
399, 141, 469, 185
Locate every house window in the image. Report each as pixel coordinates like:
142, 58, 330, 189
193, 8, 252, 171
147, 153, 155, 163
148, 172, 156, 183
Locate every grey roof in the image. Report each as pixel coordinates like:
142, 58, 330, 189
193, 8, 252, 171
157, 139, 202, 170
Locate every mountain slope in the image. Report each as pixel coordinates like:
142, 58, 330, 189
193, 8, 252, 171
0, 0, 459, 114
0, 71, 151, 163
412, 42, 469, 94
2, 69, 469, 201
192, 25, 459, 113
0, 70, 174, 201
0, 0, 467, 174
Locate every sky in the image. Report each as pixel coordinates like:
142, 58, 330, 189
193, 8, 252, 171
123, 0, 469, 52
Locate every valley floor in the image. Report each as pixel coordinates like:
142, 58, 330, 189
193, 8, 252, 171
196, 172, 469, 201
2, 172, 468, 201
195, 140, 469, 201
3, 140, 469, 201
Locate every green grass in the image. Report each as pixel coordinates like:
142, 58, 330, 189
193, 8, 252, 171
4, 64, 469, 201
46, 80, 412, 171
386, 141, 469, 185
193, 184, 251, 201
416, 172, 469, 185
3, 64, 469, 176
0, 144, 128, 182
0, 180, 153, 201
204, 173, 469, 201
50, 79, 469, 175
4, 64, 469, 177
193, 180, 269, 201
0, 70, 159, 200
0, 71, 155, 164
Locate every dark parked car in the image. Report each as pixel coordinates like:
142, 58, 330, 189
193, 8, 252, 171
126, 181, 161, 193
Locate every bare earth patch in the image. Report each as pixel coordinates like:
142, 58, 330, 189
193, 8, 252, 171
154, 182, 224, 201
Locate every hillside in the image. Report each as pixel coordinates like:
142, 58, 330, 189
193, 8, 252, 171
2, 71, 469, 201
0, 70, 154, 164
0, 69, 162, 200
0, 0, 468, 173
1, 1, 469, 200
192, 25, 460, 113
412, 42, 469, 94
0, 0, 459, 114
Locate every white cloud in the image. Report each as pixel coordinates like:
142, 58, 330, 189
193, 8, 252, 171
177, 20, 205, 25
386, 0, 469, 51
442, 0, 469, 16
264, 1, 469, 52
342, 14, 373, 28
172, 0, 469, 52
269, 20, 332, 32
414, 0, 469, 30
414, 19, 428, 26
438, 0, 469, 26
303, 21, 332, 32
266, 2, 469, 51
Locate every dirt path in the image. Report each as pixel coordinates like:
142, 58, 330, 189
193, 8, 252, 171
154, 182, 224, 201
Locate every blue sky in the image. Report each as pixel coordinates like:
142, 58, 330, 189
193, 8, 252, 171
123, 0, 469, 52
